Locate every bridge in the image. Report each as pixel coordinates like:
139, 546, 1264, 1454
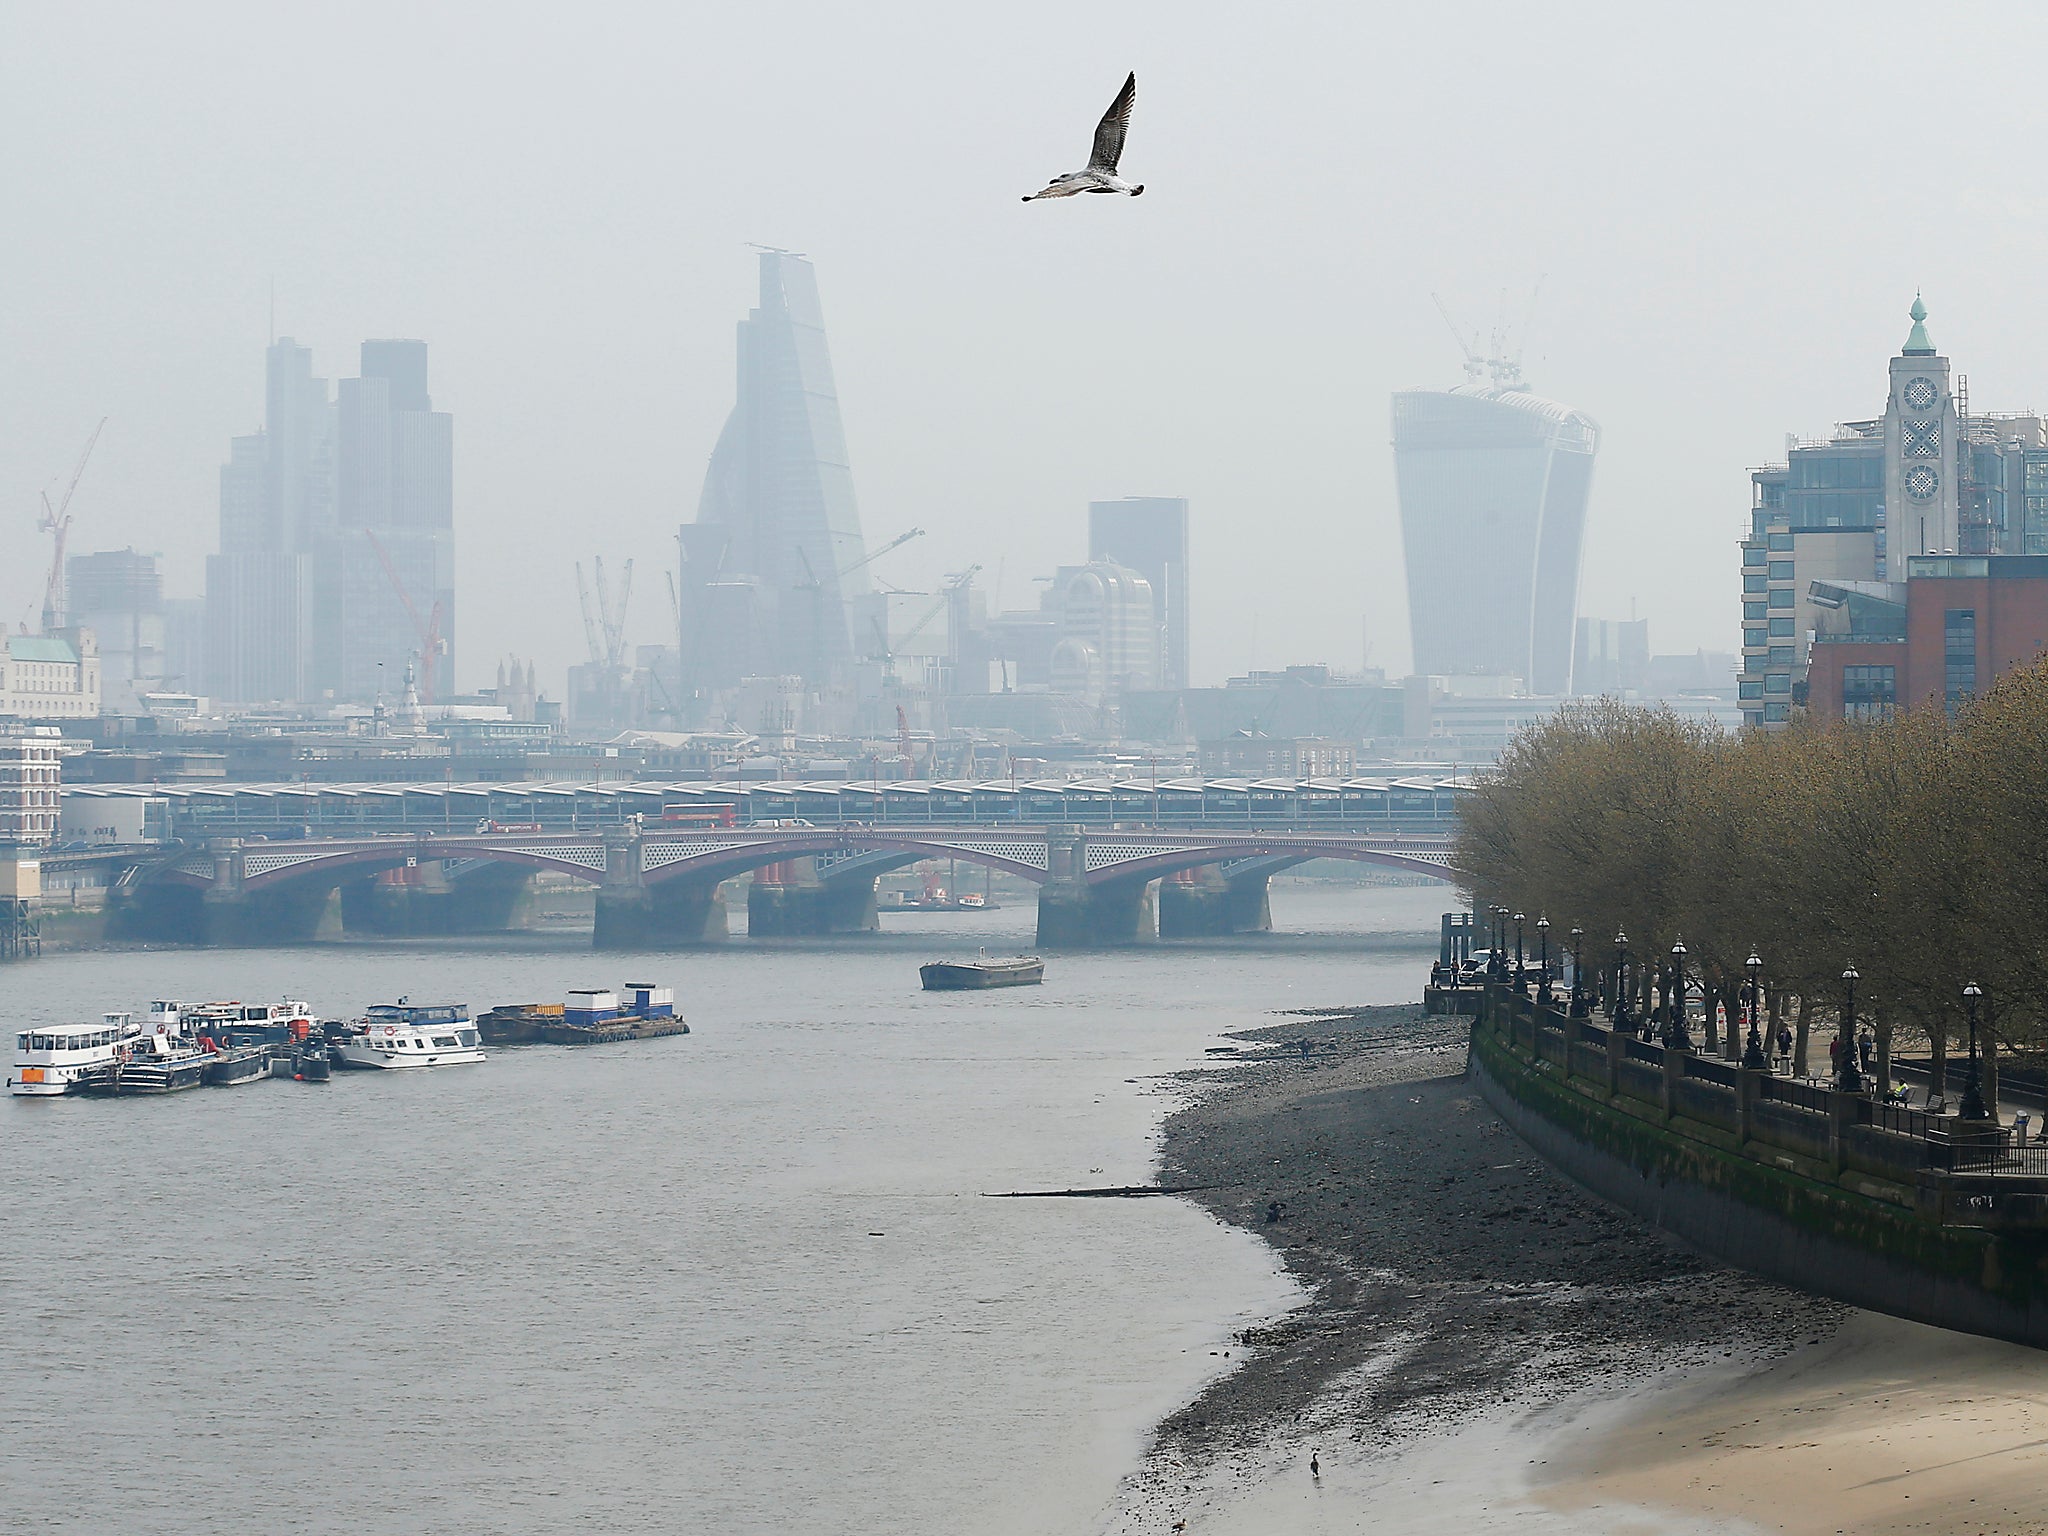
101, 819, 1457, 950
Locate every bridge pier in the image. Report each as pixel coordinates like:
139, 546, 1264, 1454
1158, 866, 1273, 938
1036, 832, 1157, 946
110, 839, 339, 945
594, 831, 729, 949
747, 860, 879, 937
339, 862, 534, 937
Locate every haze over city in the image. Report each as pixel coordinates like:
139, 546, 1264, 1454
11, 2, 2048, 690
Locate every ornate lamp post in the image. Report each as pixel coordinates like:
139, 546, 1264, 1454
1960, 982, 1989, 1121
1513, 912, 1528, 995
1742, 949, 1767, 1070
1612, 929, 1630, 1028
1666, 938, 1693, 1051
1536, 916, 1553, 1008
1569, 927, 1586, 1017
1837, 965, 1864, 1094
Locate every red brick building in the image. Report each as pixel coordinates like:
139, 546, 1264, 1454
1807, 556, 2048, 721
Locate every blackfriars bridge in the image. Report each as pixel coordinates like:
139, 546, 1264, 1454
100, 825, 1456, 950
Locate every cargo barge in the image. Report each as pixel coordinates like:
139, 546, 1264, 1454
477, 984, 689, 1045
919, 954, 1045, 990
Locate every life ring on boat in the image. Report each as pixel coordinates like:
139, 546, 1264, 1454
383, 1025, 397, 1036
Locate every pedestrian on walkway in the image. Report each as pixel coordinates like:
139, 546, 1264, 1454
1310, 1452, 1321, 1481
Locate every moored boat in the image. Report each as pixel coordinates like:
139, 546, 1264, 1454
335, 1002, 485, 1071
478, 983, 689, 1046
11, 1012, 146, 1096
202, 1043, 273, 1087
919, 952, 1045, 990
291, 1049, 331, 1083
83, 1027, 212, 1095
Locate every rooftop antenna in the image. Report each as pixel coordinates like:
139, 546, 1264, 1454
1431, 293, 1486, 384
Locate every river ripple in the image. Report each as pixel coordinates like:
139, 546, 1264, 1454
0, 884, 1440, 1534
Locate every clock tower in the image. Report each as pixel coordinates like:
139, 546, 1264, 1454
1883, 293, 1958, 579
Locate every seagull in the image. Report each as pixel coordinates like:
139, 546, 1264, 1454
1023, 72, 1144, 200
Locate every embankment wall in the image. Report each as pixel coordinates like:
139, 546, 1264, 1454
1470, 1012, 2048, 1348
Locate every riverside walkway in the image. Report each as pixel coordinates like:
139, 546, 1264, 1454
1468, 978, 2048, 1347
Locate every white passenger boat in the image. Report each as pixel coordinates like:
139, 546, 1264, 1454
335, 1002, 485, 1071
10, 1012, 146, 1096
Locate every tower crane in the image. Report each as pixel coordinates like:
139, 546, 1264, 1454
576, 557, 634, 667
364, 529, 445, 706
36, 418, 108, 633
793, 527, 925, 678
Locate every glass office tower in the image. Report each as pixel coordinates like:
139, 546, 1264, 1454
1391, 384, 1599, 694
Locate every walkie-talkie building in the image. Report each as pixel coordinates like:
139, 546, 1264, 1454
1391, 383, 1600, 694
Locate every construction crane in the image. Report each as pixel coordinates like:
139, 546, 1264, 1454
364, 528, 445, 705
575, 557, 634, 667
35, 418, 108, 633
794, 527, 925, 678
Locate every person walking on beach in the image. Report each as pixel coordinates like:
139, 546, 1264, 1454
1310, 1452, 1321, 1481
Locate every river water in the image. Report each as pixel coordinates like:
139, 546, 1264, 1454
2, 884, 1442, 1535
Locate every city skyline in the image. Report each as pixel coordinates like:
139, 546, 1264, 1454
12, 7, 2048, 696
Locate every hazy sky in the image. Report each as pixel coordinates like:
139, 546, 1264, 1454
9, 2, 2048, 694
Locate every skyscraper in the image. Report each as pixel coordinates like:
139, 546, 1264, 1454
1088, 496, 1189, 689
1391, 380, 1600, 694
66, 549, 163, 713
687, 252, 869, 692
327, 339, 455, 702
205, 338, 323, 704
205, 337, 453, 705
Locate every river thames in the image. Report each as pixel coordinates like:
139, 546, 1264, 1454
2, 884, 1441, 1534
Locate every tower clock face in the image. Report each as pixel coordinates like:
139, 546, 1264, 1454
1904, 464, 1940, 500
1903, 419, 1940, 457
1904, 377, 1938, 411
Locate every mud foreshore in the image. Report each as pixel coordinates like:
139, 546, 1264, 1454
1144, 1003, 1844, 1462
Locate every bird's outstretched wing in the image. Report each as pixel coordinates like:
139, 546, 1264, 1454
1088, 72, 1137, 174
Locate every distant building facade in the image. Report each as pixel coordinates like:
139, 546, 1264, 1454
0, 632, 100, 721
1049, 561, 1159, 705
1741, 298, 2048, 729
1806, 555, 2048, 721
683, 253, 869, 701
1392, 380, 1600, 694
205, 337, 453, 706
0, 725, 62, 845
1572, 617, 1649, 697
1089, 496, 1189, 689
66, 549, 163, 714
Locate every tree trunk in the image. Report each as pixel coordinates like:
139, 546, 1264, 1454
1793, 993, 1812, 1078
1725, 979, 1745, 1061
1702, 973, 1719, 1054
1874, 1002, 1893, 1097
1928, 1006, 1948, 1099
1768, 987, 1785, 1070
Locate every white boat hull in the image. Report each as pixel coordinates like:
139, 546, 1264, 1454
336, 1041, 486, 1071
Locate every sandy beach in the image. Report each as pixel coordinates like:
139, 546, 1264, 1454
1110, 1005, 2048, 1535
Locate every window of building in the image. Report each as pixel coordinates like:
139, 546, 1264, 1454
1843, 664, 1897, 722
2027, 458, 2048, 493
1744, 602, 1768, 620
1743, 546, 1766, 567
1768, 589, 1795, 609
1744, 628, 1769, 650
1768, 616, 1796, 637
1744, 572, 1767, 593
1768, 533, 1794, 551
1768, 561, 1795, 580
1764, 673, 1792, 695
1739, 679, 1763, 700
1743, 709, 1764, 729
1768, 646, 1794, 666
1763, 702, 1790, 722
1945, 609, 1977, 712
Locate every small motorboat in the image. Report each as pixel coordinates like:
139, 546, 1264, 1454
292, 1049, 331, 1083
919, 951, 1045, 991
201, 1043, 272, 1087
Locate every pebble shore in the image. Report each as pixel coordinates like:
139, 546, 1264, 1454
1147, 1003, 1844, 1458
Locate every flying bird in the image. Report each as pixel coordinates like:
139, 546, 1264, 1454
1023, 72, 1144, 201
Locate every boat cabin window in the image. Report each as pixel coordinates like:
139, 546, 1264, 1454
15, 1034, 25, 1051
457, 1031, 478, 1048
432, 1035, 458, 1048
